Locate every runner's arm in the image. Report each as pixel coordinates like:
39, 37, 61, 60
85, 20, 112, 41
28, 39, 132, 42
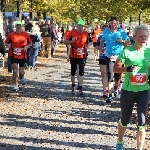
113, 59, 127, 73
24, 34, 33, 50
5, 34, 11, 48
99, 39, 105, 52
64, 31, 76, 45
64, 38, 75, 45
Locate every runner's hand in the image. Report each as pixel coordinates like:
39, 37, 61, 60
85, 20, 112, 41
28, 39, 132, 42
127, 65, 139, 72
124, 40, 131, 47
117, 38, 123, 43
24, 46, 29, 51
71, 37, 77, 43
6, 44, 11, 48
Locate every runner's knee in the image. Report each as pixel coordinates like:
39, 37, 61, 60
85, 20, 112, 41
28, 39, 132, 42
118, 119, 127, 127
71, 69, 76, 76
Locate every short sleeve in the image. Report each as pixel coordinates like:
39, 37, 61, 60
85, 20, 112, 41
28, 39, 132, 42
101, 30, 106, 40
121, 30, 130, 40
5, 33, 12, 43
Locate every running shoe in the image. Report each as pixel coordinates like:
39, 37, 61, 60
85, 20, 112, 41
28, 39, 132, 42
79, 91, 85, 95
106, 96, 113, 103
11, 85, 19, 91
116, 142, 124, 150
114, 90, 119, 97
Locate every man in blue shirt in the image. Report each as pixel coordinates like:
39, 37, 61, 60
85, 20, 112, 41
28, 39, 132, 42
99, 17, 130, 103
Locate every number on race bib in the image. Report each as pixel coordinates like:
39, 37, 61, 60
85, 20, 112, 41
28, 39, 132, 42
77, 48, 84, 55
13, 48, 23, 55
131, 73, 146, 85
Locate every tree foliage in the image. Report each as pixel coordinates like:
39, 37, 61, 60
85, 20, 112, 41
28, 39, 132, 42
4, 0, 150, 24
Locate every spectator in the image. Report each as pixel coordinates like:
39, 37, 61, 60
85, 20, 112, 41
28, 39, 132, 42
40, 20, 52, 58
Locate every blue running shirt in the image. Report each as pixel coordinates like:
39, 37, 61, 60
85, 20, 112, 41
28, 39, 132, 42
102, 28, 129, 58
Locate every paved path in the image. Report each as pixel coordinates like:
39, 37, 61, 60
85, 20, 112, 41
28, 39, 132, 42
0, 45, 149, 150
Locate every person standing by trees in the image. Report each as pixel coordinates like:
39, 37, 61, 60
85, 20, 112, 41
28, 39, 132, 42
113, 24, 150, 150
40, 20, 52, 58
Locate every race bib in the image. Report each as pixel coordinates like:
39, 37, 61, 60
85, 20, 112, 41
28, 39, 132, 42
77, 48, 84, 55
13, 48, 23, 55
131, 73, 146, 85
110, 55, 118, 61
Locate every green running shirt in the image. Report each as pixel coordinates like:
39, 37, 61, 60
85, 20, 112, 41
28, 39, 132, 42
118, 45, 150, 92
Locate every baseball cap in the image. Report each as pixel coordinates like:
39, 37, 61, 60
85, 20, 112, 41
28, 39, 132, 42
15, 21, 22, 25
77, 19, 85, 26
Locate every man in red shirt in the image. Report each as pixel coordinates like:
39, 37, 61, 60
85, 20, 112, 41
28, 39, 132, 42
64, 19, 89, 95
5, 21, 32, 91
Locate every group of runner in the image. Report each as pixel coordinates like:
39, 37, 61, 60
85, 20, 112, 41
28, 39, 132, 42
64, 17, 150, 150
4, 16, 150, 150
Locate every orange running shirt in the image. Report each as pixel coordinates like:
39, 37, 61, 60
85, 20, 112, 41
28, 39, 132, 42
65, 29, 89, 58
5, 32, 32, 48
93, 29, 101, 42
65, 29, 89, 48
5, 32, 32, 59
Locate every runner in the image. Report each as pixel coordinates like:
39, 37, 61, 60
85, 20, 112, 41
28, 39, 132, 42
99, 16, 130, 103
92, 25, 101, 60
64, 19, 89, 95
5, 21, 32, 91
113, 24, 150, 150
96, 24, 108, 98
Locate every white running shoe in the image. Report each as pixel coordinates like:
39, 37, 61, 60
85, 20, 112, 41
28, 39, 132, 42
11, 85, 19, 91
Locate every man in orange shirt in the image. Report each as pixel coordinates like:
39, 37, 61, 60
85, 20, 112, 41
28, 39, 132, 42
64, 19, 89, 95
5, 21, 32, 91
92, 25, 101, 60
